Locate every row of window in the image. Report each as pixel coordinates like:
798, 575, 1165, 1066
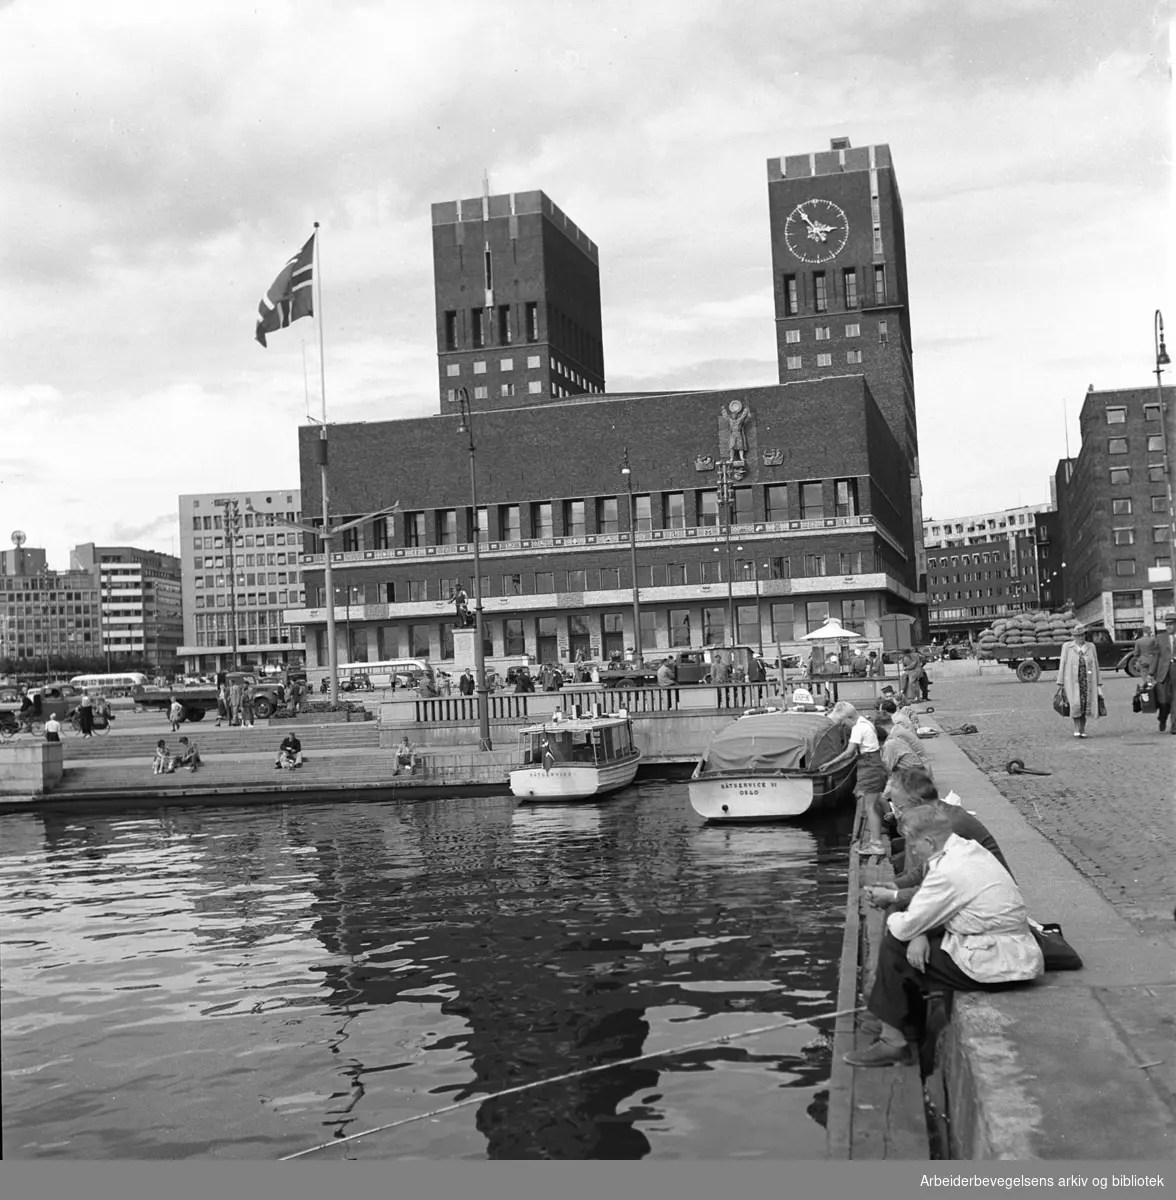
447, 354, 543, 375
928, 553, 1009, 568
1111, 588, 1175, 610
192, 533, 293, 553
334, 481, 862, 553
308, 550, 877, 607
1105, 404, 1163, 424
785, 351, 863, 370
1111, 526, 1173, 546
195, 571, 299, 589
1114, 553, 1172, 576
1108, 436, 1165, 454
445, 303, 539, 351
1112, 496, 1169, 515
194, 590, 303, 609
930, 589, 1011, 601
190, 510, 299, 532
782, 266, 887, 316
785, 323, 863, 343
1109, 465, 1168, 485
192, 629, 304, 648
926, 512, 1041, 538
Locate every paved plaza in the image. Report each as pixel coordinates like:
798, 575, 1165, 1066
922, 660, 1175, 945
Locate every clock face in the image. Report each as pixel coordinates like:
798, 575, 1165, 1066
784, 199, 849, 264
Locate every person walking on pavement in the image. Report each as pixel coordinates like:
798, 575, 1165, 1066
168, 696, 184, 733
241, 682, 255, 728
898, 648, 924, 704
1133, 625, 1159, 679
459, 669, 474, 696
215, 683, 228, 727
1149, 613, 1176, 734
228, 678, 244, 727
77, 691, 95, 737
1055, 624, 1102, 738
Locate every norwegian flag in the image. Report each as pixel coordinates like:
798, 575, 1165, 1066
255, 233, 315, 347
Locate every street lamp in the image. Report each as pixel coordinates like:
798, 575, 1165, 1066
451, 386, 492, 752
620, 448, 642, 665
736, 549, 764, 657
213, 497, 242, 671
1154, 310, 1175, 555
716, 460, 736, 646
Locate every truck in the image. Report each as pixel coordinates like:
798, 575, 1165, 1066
990, 628, 1139, 683
596, 645, 767, 686
134, 672, 287, 722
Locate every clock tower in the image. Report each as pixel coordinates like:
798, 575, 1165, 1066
767, 137, 925, 585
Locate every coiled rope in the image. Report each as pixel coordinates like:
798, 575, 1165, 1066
279, 1002, 864, 1160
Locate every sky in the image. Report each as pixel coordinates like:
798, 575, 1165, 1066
1, 0, 1171, 570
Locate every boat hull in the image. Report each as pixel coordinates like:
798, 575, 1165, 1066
510, 752, 641, 801
687, 766, 854, 823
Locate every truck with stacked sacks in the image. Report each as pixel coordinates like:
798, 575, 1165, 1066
975, 610, 1138, 682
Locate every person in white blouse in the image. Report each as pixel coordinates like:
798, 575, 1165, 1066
844, 804, 1044, 1068
823, 701, 889, 856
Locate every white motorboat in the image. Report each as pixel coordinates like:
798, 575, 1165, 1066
510, 711, 641, 801
688, 710, 857, 822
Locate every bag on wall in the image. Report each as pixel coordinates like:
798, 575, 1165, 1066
1029, 921, 1083, 971
1052, 689, 1070, 718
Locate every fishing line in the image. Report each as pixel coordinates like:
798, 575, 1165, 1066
279, 1003, 865, 1160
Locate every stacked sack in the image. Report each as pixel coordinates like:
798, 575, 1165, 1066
976, 610, 1079, 658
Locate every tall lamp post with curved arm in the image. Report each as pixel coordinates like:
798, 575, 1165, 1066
452, 387, 491, 751
1155, 310, 1175, 557
620, 448, 642, 666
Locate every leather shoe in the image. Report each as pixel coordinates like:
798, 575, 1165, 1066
842, 1039, 914, 1068
859, 1013, 883, 1036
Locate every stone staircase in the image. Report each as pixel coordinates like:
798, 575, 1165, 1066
61, 721, 381, 761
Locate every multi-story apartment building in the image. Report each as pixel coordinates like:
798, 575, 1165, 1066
177, 490, 307, 674
70, 543, 183, 672
0, 546, 101, 669
1060, 386, 1174, 636
434, 189, 605, 411
767, 137, 926, 589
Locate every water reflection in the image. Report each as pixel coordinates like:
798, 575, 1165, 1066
1, 782, 853, 1160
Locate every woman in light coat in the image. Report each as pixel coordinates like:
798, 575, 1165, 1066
1055, 625, 1101, 738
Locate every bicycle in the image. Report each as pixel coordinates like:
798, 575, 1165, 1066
68, 710, 112, 737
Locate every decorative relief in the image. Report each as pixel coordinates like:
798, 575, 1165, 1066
762, 448, 784, 466
694, 454, 715, 472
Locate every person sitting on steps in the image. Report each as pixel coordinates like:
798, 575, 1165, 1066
393, 735, 416, 776
175, 735, 202, 773
153, 739, 175, 774
275, 732, 303, 770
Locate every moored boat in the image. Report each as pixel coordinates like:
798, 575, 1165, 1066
688, 710, 856, 822
510, 711, 641, 801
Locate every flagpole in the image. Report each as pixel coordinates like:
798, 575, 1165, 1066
312, 221, 340, 706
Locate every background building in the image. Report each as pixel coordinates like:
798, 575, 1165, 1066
0, 544, 101, 672
767, 138, 926, 590
177, 490, 306, 675
1056, 386, 1174, 636
433, 189, 605, 412
70, 544, 183, 672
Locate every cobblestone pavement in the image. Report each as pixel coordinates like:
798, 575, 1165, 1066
918, 662, 1175, 944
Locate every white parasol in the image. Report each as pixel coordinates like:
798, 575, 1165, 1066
798, 617, 859, 643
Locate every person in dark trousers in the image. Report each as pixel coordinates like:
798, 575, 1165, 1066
175, 736, 201, 772
275, 732, 303, 769
1150, 613, 1175, 734
459, 670, 474, 696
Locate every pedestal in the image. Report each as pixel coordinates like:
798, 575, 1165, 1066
453, 627, 478, 672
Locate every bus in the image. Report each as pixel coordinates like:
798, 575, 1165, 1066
69, 672, 148, 697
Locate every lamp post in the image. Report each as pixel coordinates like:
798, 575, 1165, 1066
716, 460, 736, 646
737, 550, 764, 657
620, 448, 642, 665
452, 386, 491, 751
213, 497, 241, 671
1154, 310, 1175, 556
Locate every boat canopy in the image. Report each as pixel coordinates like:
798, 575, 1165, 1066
701, 711, 849, 774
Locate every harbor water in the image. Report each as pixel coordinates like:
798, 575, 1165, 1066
1, 780, 854, 1159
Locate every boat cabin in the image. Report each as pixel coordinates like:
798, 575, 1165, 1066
519, 719, 634, 767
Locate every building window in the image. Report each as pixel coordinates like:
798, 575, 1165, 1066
804, 553, 826, 576
663, 492, 685, 530
843, 269, 858, 309
799, 481, 824, 520
500, 383, 514, 397
532, 502, 553, 539
1144, 403, 1161, 421
700, 558, 723, 584
841, 598, 866, 632
786, 355, 803, 370
504, 618, 525, 656
1149, 464, 1166, 482
341, 526, 359, 553
634, 494, 652, 532
1113, 528, 1135, 545
473, 360, 486, 375
534, 572, 554, 594
697, 490, 719, 527
835, 478, 858, 517
1148, 434, 1165, 452
499, 504, 521, 541
473, 386, 488, 400
702, 606, 726, 645
500, 358, 513, 371
566, 569, 587, 592
765, 556, 790, 580
1152, 495, 1168, 512
407, 624, 430, 657
783, 274, 799, 316
1112, 499, 1132, 515
814, 272, 828, 313
1108, 438, 1128, 454
525, 354, 541, 369
1155, 526, 1173, 544
437, 510, 458, 545
736, 605, 759, 646
498, 305, 512, 345
404, 512, 425, 547
845, 322, 860, 337
770, 602, 794, 641
563, 499, 586, 536
1105, 407, 1127, 424
446, 363, 460, 377
1110, 467, 1131, 484
878, 320, 888, 345
804, 600, 830, 633
846, 349, 862, 364
1115, 559, 1137, 575
528, 381, 542, 394
839, 550, 863, 574
873, 264, 886, 304
785, 329, 800, 344
525, 302, 539, 342
815, 326, 830, 341
765, 484, 787, 521
471, 309, 484, 349
670, 609, 691, 647
816, 353, 832, 367
444, 311, 458, 350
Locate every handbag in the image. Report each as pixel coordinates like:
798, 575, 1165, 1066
1097, 691, 1107, 718
1052, 689, 1070, 718
1137, 684, 1157, 713
1029, 921, 1083, 971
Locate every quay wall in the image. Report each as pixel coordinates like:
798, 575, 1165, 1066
0, 742, 64, 797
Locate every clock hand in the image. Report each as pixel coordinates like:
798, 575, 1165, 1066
797, 207, 818, 231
